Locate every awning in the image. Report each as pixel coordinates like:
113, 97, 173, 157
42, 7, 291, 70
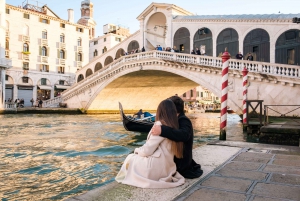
38, 85, 52, 90
146, 38, 166, 49
55, 85, 70, 90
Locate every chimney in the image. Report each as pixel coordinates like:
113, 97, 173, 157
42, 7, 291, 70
68, 9, 74, 23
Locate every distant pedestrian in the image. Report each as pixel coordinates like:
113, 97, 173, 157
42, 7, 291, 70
196, 48, 201, 55
141, 47, 145, 52
39, 99, 43, 108
30, 98, 34, 107
157, 45, 163, 51
247, 53, 254, 61
236, 51, 243, 60
191, 50, 195, 54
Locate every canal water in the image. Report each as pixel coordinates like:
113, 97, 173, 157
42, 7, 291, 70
0, 113, 245, 200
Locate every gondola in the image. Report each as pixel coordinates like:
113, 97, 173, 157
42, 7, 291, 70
119, 102, 155, 133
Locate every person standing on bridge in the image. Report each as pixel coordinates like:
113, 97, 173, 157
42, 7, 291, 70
115, 99, 185, 188
151, 96, 203, 179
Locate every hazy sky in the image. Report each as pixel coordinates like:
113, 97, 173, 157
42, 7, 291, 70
6, 0, 300, 36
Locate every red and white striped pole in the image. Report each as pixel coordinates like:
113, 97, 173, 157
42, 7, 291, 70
220, 48, 231, 140
242, 67, 249, 124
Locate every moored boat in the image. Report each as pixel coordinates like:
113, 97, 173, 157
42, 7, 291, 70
119, 102, 155, 132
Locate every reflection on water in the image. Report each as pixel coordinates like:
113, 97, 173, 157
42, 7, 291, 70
0, 113, 243, 200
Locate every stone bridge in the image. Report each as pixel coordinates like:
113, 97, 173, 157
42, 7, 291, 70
53, 51, 300, 114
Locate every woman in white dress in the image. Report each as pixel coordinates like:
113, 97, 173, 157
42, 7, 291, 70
115, 99, 185, 188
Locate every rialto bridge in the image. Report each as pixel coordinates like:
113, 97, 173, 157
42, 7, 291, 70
44, 3, 300, 114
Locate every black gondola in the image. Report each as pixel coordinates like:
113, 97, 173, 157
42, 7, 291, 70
119, 102, 155, 133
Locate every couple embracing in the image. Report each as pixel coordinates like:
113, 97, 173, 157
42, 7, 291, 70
116, 96, 203, 188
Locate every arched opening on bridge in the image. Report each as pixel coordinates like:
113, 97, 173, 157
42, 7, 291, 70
77, 74, 84, 82
193, 27, 213, 56
127, 40, 139, 53
104, 56, 114, 66
275, 29, 300, 65
115, 48, 125, 59
86, 68, 93, 77
217, 28, 239, 58
173, 27, 190, 54
145, 12, 167, 50
94, 62, 103, 72
243, 28, 270, 62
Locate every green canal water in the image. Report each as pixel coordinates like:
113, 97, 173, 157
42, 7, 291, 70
0, 113, 246, 200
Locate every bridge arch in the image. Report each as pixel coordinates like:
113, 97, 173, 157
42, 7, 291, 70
173, 27, 190, 54
127, 40, 139, 53
94, 62, 103, 72
104, 56, 114, 66
275, 29, 300, 65
243, 28, 270, 62
77, 74, 84, 82
193, 27, 213, 56
86, 68, 93, 77
217, 28, 239, 58
115, 48, 125, 59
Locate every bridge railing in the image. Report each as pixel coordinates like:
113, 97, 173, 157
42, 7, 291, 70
62, 51, 300, 99
43, 96, 62, 108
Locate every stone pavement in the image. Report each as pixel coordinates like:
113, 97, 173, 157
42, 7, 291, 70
175, 141, 300, 201
66, 141, 300, 201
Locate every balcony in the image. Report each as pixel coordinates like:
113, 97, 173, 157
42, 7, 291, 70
41, 39, 48, 46
77, 61, 82, 68
6, 31, 9, 38
59, 42, 66, 49
41, 56, 48, 63
22, 53, 30, 61
22, 35, 30, 42
58, 59, 65, 65
5, 50, 9, 58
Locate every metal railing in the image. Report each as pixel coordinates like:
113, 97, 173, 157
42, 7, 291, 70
264, 105, 300, 126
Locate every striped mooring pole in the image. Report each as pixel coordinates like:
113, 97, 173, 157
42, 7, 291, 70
220, 48, 231, 140
242, 67, 249, 124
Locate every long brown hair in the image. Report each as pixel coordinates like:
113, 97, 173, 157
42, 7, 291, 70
155, 99, 183, 158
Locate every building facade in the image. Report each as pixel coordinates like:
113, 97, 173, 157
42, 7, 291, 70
5, 1, 90, 106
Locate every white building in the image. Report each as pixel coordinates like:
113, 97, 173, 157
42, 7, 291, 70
89, 24, 130, 62
4, 0, 90, 106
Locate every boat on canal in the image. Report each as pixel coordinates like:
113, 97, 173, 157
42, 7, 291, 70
119, 102, 155, 133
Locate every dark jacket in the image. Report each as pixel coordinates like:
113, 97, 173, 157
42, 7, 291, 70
196, 50, 201, 55
160, 113, 203, 178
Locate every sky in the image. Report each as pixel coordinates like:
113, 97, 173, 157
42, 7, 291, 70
6, 0, 300, 37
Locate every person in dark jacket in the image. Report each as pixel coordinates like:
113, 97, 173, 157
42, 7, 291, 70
151, 96, 203, 179
196, 48, 201, 55
246, 53, 254, 61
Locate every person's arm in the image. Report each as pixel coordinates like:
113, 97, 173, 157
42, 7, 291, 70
160, 118, 192, 142
134, 135, 164, 157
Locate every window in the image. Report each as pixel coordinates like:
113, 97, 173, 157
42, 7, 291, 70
200, 92, 203, 97
6, 9, 9, 14
102, 46, 107, 53
60, 23, 65, 28
60, 34, 65, 43
42, 46, 47, 56
60, 50, 65, 59
5, 75, 9, 81
58, 67, 65, 74
40, 65, 49, 72
41, 19, 49, 24
77, 27, 83, 32
115, 37, 121, 42
42, 31, 47, 39
77, 38, 82, 46
22, 77, 29, 83
190, 90, 193, 97
59, 80, 65, 85
23, 43, 29, 52
23, 62, 29, 70
94, 40, 98, 45
23, 13, 30, 19
94, 49, 98, 57
5, 40, 9, 49
104, 38, 106, 42
183, 93, 186, 97
41, 78, 47, 85
77, 53, 82, 61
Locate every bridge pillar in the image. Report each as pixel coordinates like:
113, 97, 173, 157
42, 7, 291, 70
242, 67, 248, 124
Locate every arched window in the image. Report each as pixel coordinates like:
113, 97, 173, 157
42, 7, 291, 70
94, 49, 98, 57
94, 62, 102, 72
173, 28, 190, 54
42, 30, 47, 39
77, 38, 82, 46
77, 74, 84, 82
42, 46, 47, 56
60, 34, 65, 43
5, 39, 9, 49
60, 50, 65, 59
103, 46, 107, 53
23, 43, 29, 52
78, 53, 82, 61
86, 68, 93, 77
